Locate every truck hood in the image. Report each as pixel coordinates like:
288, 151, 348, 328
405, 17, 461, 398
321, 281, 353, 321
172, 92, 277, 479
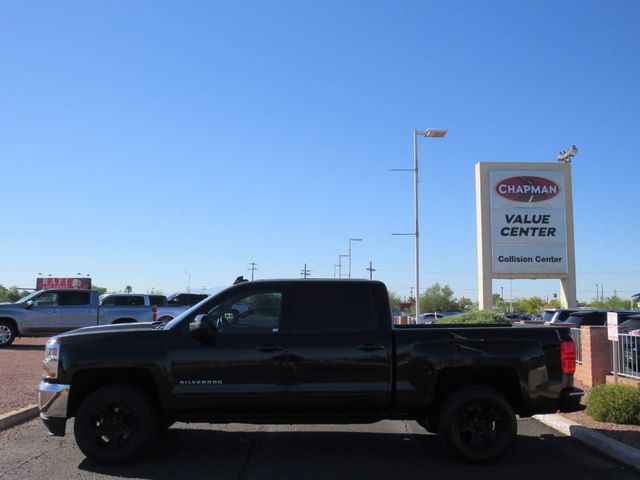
54, 322, 157, 339
0, 302, 26, 309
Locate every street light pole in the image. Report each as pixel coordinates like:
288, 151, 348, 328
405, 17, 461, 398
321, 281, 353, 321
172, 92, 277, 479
348, 238, 362, 279
391, 129, 447, 322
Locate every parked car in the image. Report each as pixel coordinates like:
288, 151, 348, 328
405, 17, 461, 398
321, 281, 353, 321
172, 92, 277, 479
561, 310, 638, 328
541, 308, 579, 324
166, 293, 209, 307
417, 312, 444, 324
99, 293, 184, 322
0, 290, 158, 347
503, 312, 532, 321
38, 279, 583, 465
619, 315, 640, 334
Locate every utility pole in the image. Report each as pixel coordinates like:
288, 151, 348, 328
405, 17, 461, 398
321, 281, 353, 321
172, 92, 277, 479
596, 284, 599, 302
301, 263, 311, 279
348, 238, 362, 279
338, 255, 349, 279
201, 286, 207, 294
248, 262, 258, 281
333, 264, 339, 278
184, 271, 191, 293
365, 261, 376, 280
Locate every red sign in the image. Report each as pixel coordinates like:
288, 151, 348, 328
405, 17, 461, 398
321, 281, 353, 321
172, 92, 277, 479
36, 277, 92, 290
495, 176, 560, 203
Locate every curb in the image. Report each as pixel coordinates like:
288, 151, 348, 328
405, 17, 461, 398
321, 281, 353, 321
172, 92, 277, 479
0, 405, 39, 432
535, 414, 640, 470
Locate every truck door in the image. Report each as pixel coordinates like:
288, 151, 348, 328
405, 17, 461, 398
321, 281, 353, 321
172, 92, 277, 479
171, 287, 289, 415
57, 290, 96, 330
285, 284, 391, 415
21, 291, 62, 334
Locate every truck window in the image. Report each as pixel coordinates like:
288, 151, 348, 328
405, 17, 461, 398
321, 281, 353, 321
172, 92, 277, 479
58, 291, 91, 306
33, 292, 58, 307
148, 295, 167, 307
291, 286, 376, 333
207, 291, 282, 334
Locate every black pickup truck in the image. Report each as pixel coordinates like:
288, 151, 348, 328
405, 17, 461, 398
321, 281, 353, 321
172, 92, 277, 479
38, 279, 583, 464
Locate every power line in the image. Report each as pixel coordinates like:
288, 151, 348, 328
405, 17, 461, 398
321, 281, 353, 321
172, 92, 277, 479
366, 261, 376, 280
301, 263, 311, 279
248, 262, 258, 281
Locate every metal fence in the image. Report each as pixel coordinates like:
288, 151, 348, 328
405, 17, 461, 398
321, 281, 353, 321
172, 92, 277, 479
611, 334, 640, 380
570, 328, 582, 364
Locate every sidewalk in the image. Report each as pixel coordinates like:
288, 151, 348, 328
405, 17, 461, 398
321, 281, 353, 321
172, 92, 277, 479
560, 410, 640, 450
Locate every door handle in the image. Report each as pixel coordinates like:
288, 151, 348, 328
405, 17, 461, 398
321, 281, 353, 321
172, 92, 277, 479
358, 343, 385, 351
256, 344, 283, 353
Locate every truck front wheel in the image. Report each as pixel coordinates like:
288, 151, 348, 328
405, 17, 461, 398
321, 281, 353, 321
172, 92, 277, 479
74, 384, 157, 464
438, 386, 516, 464
0, 320, 17, 348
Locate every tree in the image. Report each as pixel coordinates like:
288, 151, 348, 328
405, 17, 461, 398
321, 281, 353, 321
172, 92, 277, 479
388, 292, 404, 312
0, 285, 31, 303
420, 283, 458, 312
456, 296, 475, 311
124, 285, 132, 294
91, 285, 108, 295
590, 296, 631, 310
512, 296, 545, 315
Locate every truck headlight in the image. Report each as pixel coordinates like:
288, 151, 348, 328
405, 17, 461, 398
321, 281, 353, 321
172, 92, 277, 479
43, 341, 60, 380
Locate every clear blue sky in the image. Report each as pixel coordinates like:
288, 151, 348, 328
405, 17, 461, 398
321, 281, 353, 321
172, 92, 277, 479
1, 0, 638, 302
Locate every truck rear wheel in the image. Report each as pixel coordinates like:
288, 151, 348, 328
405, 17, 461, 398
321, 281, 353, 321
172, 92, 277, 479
438, 386, 516, 464
74, 384, 157, 464
0, 320, 16, 348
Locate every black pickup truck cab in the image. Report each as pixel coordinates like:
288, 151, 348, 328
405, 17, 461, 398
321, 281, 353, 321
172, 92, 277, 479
38, 279, 583, 464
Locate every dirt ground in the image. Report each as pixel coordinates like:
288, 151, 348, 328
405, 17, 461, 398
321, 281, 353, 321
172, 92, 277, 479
0, 337, 48, 413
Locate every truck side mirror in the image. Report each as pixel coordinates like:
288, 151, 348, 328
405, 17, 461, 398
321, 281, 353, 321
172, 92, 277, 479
189, 314, 216, 336
25, 300, 34, 310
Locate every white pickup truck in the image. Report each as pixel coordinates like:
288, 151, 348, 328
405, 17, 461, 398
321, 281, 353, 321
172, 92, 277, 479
0, 290, 180, 347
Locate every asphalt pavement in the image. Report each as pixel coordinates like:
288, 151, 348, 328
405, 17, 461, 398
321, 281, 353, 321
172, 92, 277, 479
0, 418, 636, 480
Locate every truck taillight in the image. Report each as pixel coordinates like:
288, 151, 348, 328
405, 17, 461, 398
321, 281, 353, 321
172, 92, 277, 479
152, 305, 157, 322
561, 340, 576, 374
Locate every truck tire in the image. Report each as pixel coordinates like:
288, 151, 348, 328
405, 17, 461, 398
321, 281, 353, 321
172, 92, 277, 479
74, 384, 157, 464
0, 320, 17, 348
438, 386, 516, 464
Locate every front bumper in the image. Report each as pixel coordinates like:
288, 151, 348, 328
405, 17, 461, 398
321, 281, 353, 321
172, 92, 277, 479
38, 382, 70, 436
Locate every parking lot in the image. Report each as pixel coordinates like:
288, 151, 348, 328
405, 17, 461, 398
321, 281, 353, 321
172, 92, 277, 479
0, 337, 47, 413
0, 417, 636, 480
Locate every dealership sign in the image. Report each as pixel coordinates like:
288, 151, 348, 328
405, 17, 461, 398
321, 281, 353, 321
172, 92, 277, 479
36, 277, 92, 290
475, 162, 576, 310
490, 169, 568, 274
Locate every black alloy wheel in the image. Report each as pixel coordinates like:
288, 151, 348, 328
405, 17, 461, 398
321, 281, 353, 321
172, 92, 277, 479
74, 385, 157, 463
438, 386, 517, 464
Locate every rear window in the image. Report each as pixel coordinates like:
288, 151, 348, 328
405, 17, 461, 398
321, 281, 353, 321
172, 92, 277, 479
541, 311, 555, 322
565, 314, 584, 325
101, 295, 145, 306
291, 285, 376, 333
59, 291, 91, 306
557, 310, 576, 322
149, 295, 167, 307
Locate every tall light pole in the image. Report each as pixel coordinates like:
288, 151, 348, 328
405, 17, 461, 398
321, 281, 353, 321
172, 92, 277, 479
348, 238, 362, 279
184, 271, 191, 293
391, 128, 447, 321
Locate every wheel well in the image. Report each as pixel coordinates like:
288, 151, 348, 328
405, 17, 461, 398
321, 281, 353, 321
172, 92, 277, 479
434, 366, 522, 413
0, 317, 18, 334
112, 318, 137, 324
68, 368, 159, 417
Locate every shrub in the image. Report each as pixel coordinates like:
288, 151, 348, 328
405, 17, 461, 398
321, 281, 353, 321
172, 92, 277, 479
438, 310, 511, 325
587, 384, 640, 425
